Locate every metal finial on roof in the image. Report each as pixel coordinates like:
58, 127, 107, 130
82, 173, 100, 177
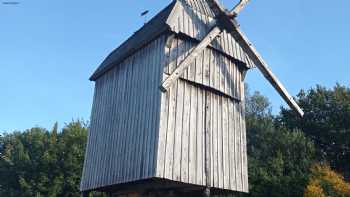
141, 10, 149, 24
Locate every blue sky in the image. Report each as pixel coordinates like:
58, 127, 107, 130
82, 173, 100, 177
1, 0, 349, 132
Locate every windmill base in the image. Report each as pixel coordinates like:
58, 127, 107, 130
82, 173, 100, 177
81, 178, 240, 197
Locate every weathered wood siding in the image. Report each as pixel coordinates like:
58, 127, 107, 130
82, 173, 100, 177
80, 36, 166, 191
82, 0, 250, 193
167, 0, 255, 68
156, 36, 248, 193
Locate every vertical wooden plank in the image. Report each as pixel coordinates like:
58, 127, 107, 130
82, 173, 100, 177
157, 37, 170, 178
187, 5, 194, 39
109, 69, 118, 184
182, 8, 188, 41
181, 81, 191, 183
228, 59, 234, 99
145, 40, 159, 178
203, 50, 210, 87
125, 48, 141, 182
139, 41, 150, 178
174, 79, 185, 181
226, 31, 234, 59
137, 45, 151, 180
224, 54, 231, 97
94, 74, 103, 187
217, 94, 223, 189
239, 71, 248, 192
110, 62, 121, 182
188, 43, 196, 82
234, 62, 241, 190
204, 90, 211, 188
151, 38, 164, 178
196, 87, 203, 185
228, 99, 236, 191
96, 72, 107, 186
223, 97, 230, 189
211, 93, 218, 187
189, 82, 198, 184
145, 41, 155, 178
202, 88, 206, 186
235, 103, 243, 191
112, 62, 127, 183
128, 47, 142, 181
173, 36, 186, 181
105, 64, 118, 185
84, 80, 99, 189
164, 38, 180, 180
86, 77, 98, 188
122, 58, 134, 182
195, 50, 203, 85
209, 48, 215, 88
164, 79, 178, 180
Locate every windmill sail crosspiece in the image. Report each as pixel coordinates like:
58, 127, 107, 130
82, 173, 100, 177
162, 0, 304, 117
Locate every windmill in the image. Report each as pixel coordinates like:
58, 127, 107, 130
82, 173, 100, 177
81, 0, 304, 196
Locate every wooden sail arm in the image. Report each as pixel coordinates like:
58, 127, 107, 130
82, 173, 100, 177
206, 0, 249, 18
230, 26, 304, 117
162, 0, 304, 117
206, 0, 304, 117
231, 0, 250, 17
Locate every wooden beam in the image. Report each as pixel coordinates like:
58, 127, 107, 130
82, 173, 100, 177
205, 0, 304, 117
229, 26, 304, 117
161, 26, 222, 91
231, 0, 250, 16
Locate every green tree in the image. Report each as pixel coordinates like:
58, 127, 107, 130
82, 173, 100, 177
278, 84, 350, 179
245, 91, 315, 197
0, 121, 88, 197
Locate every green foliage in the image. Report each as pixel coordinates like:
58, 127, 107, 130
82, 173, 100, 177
278, 84, 350, 179
0, 121, 88, 197
245, 91, 316, 197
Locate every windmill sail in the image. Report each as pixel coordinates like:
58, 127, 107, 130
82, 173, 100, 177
163, 0, 304, 117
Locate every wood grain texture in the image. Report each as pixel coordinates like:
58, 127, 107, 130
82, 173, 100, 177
156, 35, 248, 192
80, 36, 165, 191
168, 0, 256, 69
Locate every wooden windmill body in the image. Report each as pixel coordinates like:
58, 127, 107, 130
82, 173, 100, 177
80, 0, 303, 196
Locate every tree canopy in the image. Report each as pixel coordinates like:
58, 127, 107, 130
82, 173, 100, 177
0, 121, 88, 197
278, 84, 350, 180
245, 90, 315, 197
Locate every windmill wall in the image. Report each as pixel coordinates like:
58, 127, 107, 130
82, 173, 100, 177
81, 36, 167, 191
156, 36, 248, 192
